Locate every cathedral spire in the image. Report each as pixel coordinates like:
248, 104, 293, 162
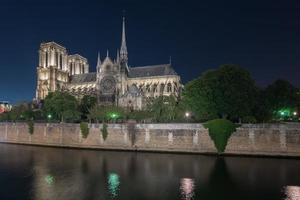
120, 16, 128, 63
116, 49, 120, 63
97, 52, 101, 73
97, 52, 101, 66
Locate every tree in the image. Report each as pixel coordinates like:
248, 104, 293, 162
146, 95, 184, 122
183, 64, 258, 121
43, 91, 80, 122
79, 95, 97, 120
264, 79, 300, 120
88, 105, 125, 122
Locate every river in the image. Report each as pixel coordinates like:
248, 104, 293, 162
0, 144, 299, 200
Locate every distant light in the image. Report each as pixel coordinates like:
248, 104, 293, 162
185, 112, 190, 118
47, 114, 52, 119
293, 112, 297, 116
109, 112, 119, 120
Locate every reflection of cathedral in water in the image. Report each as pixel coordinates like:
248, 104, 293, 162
35, 17, 182, 110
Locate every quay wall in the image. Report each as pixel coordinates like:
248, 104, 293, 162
0, 123, 300, 157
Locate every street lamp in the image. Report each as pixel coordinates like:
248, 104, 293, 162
47, 114, 52, 121
185, 112, 191, 122
293, 111, 297, 116
185, 112, 190, 118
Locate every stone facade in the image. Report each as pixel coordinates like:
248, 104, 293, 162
35, 18, 182, 109
1, 123, 300, 157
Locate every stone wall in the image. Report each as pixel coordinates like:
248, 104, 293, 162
0, 123, 300, 157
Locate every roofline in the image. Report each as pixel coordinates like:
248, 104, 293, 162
128, 74, 180, 80
40, 41, 66, 50
129, 63, 171, 69
68, 54, 88, 61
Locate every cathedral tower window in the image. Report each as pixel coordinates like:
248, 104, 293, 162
45, 52, 48, 67
60, 54, 63, 69
167, 83, 172, 93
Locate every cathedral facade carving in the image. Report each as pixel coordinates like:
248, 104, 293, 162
36, 18, 182, 110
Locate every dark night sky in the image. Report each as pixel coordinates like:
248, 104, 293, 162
1, 0, 300, 103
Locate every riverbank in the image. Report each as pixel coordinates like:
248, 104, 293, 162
0, 122, 300, 157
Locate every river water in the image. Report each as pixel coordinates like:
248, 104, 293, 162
0, 144, 299, 200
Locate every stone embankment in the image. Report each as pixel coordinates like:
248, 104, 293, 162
0, 123, 299, 157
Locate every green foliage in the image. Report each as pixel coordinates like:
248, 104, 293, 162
79, 95, 97, 119
27, 120, 34, 135
183, 64, 258, 121
80, 122, 89, 139
43, 91, 80, 122
127, 110, 151, 121
146, 95, 184, 122
264, 79, 300, 120
242, 116, 257, 124
63, 110, 81, 122
101, 123, 108, 141
204, 119, 238, 153
89, 105, 125, 122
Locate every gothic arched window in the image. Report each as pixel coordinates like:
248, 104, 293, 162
167, 83, 172, 93
160, 83, 165, 93
152, 84, 157, 93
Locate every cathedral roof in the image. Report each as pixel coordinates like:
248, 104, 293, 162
69, 73, 96, 84
128, 64, 177, 78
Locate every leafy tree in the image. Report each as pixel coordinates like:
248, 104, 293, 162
183, 64, 258, 121
43, 91, 80, 122
126, 110, 152, 122
79, 95, 97, 119
88, 105, 125, 122
264, 79, 300, 120
146, 95, 184, 122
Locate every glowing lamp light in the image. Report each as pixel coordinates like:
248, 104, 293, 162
185, 112, 190, 118
109, 112, 119, 120
293, 112, 297, 116
47, 114, 52, 119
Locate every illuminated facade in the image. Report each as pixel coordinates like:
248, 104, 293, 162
35, 18, 182, 110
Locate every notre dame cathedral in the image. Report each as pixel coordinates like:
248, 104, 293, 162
35, 18, 182, 110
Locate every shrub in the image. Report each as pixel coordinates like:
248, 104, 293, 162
242, 116, 257, 124
80, 122, 89, 139
101, 123, 108, 141
27, 120, 34, 135
204, 119, 238, 153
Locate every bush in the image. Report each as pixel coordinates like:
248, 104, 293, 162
242, 116, 257, 124
27, 120, 34, 135
101, 123, 108, 141
80, 122, 89, 139
204, 119, 238, 153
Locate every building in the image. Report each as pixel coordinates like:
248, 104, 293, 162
0, 101, 12, 113
35, 18, 182, 110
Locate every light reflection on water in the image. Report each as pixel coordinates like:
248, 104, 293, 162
108, 173, 120, 199
284, 186, 300, 200
180, 178, 195, 200
0, 144, 299, 199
